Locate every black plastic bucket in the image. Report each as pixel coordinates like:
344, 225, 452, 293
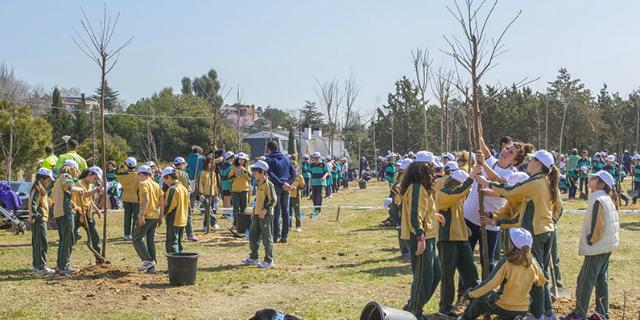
236, 213, 252, 234
359, 180, 367, 189
166, 252, 200, 285
360, 301, 417, 320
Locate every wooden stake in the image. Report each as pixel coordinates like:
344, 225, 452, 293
335, 205, 341, 222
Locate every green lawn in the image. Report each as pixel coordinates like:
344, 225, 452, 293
0, 180, 639, 319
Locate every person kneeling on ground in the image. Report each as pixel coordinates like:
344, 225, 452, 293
242, 160, 277, 269
458, 227, 546, 320
561, 171, 619, 320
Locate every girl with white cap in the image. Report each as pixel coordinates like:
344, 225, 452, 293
72, 167, 104, 264
173, 156, 196, 241
435, 168, 479, 318
162, 167, 190, 254
387, 158, 412, 260
52, 160, 85, 276
603, 155, 628, 206
399, 156, 440, 319
29, 168, 55, 275
229, 152, 251, 230
220, 151, 235, 214
459, 227, 546, 320
198, 156, 219, 232
309, 152, 327, 215
133, 165, 163, 273
117, 157, 140, 241
562, 171, 619, 320
477, 149, 561, 320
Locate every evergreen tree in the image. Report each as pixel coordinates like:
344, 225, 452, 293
181, 77, 192, 95
94, 80, 120, 112
46, 87, 76, 154
299, 100, 324, 129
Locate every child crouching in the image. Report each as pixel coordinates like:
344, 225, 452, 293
562, 171, 619, 320
242, 160, 277, 269
459, 227, 546, 320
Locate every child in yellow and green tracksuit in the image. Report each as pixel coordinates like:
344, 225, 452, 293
562, 171, 620, 320
199, 156, 219, 231
460, 227, 547, 320
435, 169, 479, 318
229, 152, 251, 229
52, 160, 85, 276
242, 160, 277, 269
117, 157, 139, 241
133, 165, 162, 273
72, 167, 104, 264
289, 164, 305, 232
162, 167, 190, 254
29, 168, 54, 275
399, 155, 440, 319
173, 157, 196, 241
480, 150, 562, 319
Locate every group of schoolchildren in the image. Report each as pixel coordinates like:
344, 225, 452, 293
383, 140, 620, 320
559, 148, 640, 206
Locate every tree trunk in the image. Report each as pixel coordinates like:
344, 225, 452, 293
100, 62, 108, 259
7, 112, 14, 181
559, 104, 567, 154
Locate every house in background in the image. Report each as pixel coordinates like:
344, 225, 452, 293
243, 128, 349, 159
223, 103, 260, 127
36, 93, 99, 115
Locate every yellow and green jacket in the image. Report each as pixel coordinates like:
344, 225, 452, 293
400, 182, 436, 240
28, 182, 50, 222
228, 165, 251, 193
468, 257, 547, 312
435, 178, 473, 242
290, 175, 306, 198
490, 172, 562, 235
117, 170, 139, 203
71, 180, 95, 219
253, 177, 277, 216
493, 198, 527, 229
164, 182, 189, 227
198, 170, 218, 196
175, 168, 192, 193
52, 173, 76, 218
139, 178, 162, 219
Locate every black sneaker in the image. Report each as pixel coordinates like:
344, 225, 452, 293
279, 238, 288, 244
438, 308, 458, 318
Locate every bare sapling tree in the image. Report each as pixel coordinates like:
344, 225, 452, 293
411, 48, 433, 150
234, 85, 247, 150
342, 72, 360, 134
315, 78, 343, 155
72, 4, 133, 259
431, 67, 454, 153
442, 0, 521, 283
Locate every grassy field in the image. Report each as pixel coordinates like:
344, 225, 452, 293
1, 180, 639, 319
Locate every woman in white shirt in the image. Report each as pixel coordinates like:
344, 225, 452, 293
462, 138, 534, 283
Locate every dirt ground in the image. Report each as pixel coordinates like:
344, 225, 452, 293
1, 180, 639, 319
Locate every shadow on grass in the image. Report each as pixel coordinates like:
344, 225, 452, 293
621, 221, 640, 231
326, 257, 399, 270
0, 241, 58, 248
351, 226, 394, 232
198, 264, 244, 273
359, 264, 411, 277
140, 282, 175, 289
0, 268, 40, 282
71, 269, 131, 281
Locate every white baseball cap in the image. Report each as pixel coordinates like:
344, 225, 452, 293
146, 161, 156, 167
606, 155, 616, 162
509, 227, 533, 249
632, 154, 640, 161
451, 169, 469, 183
311, 152, 322, 158
173, 157, 186, 165
399, 159, 413, 170
444, 162, 459, 172
507, 172, 530, 185
590, 170, 615, 189
63, 160, 79, 169
303, 154, 310, 160
138, 165, 152, 175
88, 166, 103, 180
383, 197, 393, 209
252, 160, 269, 171
224, 151, 235, 160
237, 152, 249, 160
443, 152, 456, 161
434, 160, 444, 169
415, 151, 434, 163
37, 167, 54, 179
125, 157, 137, 167
530, 150, 554, 169
161, 167, 175, 178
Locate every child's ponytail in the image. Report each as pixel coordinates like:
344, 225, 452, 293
547, 165, 560, 206
507, 244, 533, 267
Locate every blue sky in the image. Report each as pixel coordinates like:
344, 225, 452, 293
2, 1, 639, 116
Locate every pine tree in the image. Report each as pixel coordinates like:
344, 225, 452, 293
299, 100, 324, 129
181, 77, 192, 95
46, 87, 76, 154
94, 80, 120, 112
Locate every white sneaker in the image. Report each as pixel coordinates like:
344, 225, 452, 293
257, 261, 274, 269
242, 257, 259, 265
41, 266, 55, 275
213, 224, 220, 231
295, 227, 302, 232
138, 260, 156, 271
123, 235, 132, 241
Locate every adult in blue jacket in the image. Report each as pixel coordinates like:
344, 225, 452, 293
186, 146, 205, 181
265, 141, 297, 243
